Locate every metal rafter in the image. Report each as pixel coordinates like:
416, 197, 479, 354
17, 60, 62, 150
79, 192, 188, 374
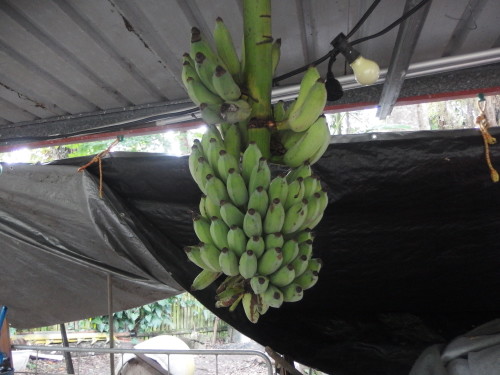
376, 0, 432, 119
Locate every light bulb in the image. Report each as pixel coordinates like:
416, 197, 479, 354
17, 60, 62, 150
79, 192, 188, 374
350, 56, 380, 85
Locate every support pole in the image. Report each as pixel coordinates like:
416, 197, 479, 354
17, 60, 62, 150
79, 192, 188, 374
107, 274, 115, 375
60, 323, 75, 374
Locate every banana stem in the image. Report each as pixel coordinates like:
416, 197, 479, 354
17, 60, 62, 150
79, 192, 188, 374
243, 0, 273, 159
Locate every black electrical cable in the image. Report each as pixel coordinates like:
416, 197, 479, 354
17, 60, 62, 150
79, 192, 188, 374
346, 0, 382, 39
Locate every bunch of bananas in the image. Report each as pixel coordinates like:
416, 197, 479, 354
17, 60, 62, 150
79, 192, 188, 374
181, 15, 330, 323
186, 126, 326, 323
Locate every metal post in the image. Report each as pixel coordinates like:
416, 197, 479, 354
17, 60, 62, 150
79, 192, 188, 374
60, 323, 75, 374
107, 274, 115, 375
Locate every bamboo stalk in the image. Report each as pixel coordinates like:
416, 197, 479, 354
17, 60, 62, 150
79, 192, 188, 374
243, 0, 273, 158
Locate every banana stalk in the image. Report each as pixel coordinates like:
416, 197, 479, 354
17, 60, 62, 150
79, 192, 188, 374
243, 0, 273, 159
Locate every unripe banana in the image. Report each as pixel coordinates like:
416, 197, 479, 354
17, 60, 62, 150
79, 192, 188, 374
227, 225, 247, 257
193, 213, 213, 244
186, 77, 222, 107
201, 124, 223, 152
263, 198, 285, 234
239, 250, 258, 279
243, 208, 262, 237
300, 193, 321, 230
248, 186, 269, 218
268, 173, 289, 203
295, 229, 314, 244
265, 232, 285, 249
283, 115, 330, 168
269, 263, 296, 287
213, 17, 241, 82
220, 99, 252, 124
200, 103, 224, 125
286, 79, 327, 133
219, 200, 244, 228
217, 150, 239, 182
229, 294, 244, 312
242, 292, 259, 323
226, 168, 248, 208
307, 211, 324, 230
271, 38, 281, 76
191, 269, 222, 291
298, 240, 313, 260
223, 124, 241, 161
194, 52, 219, 94
200, 242, 222, 272
282, 199, 308, 235
184, 245, 210, 270
204, 193, 221, 218
189, 144, 205, 190
273, 100, 286, 122
280, 129, 304, 150
307, 258, 323, 273
257, 247, 283, 276
250, 275, 269, 295
286, 162, 312, 183
257, 295, 269, 315
194, 157, 214, 193
249, 157, 271, 193
284, 177, 304, 210
289, 66, 321, 114
205, 174, 229, 206
206, 137, 224, 172
190, 27, 222, 68
182, 52, 194, 66
199, 195, 209, 220
212, 65, 241, 101
291, 254, 309, 278
294, 269, 319, 290
317, 189, 329, 213
303, 175, 320, 198
241, 142, 262, 183
210, 216, 230, 250
281, 283, 303, 302
308, 128, 331, 166
261, 284, 284, 308
246, 235, 265, 258
281, 238, 299, 265
219, 247, 240, 276
182, 60, 199, 88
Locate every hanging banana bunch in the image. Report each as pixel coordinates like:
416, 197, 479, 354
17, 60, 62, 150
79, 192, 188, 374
182, 0, 329, 323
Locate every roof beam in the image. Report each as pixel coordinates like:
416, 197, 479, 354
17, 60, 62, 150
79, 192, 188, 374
376, 0, 432, 119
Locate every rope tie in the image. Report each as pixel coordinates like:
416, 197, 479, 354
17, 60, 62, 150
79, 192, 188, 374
475, 94, 498, 183
77, 137, 122, 198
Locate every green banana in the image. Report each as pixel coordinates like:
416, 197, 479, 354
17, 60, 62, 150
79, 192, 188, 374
204, 192, 221, 218
271, 38, 281, 76
190, 27, 221, 67
286, 162, 312, 183
243, 208, 262, 237
219, 247, 240, 276
242, 293, 259, 324
193, 213, 213, 244
229, 293, 244, 312
249, 157, 271, 193
219, 200, 244, 228
212, 65, 241, 101
193, 157, 214, 193
317, 189, 329, 213
285, 79, 327, 132
199, 195, 209, 220
206, 137, 224, 172
194, 52, 219, 94
291, 254, 309, 278
282, 199, 308, 235
246, 235, 265, 258
239, 250, 258, 279
295, 270, 319, 290
223, 124, 241, 160
186, 77, 222, 106
308, 129, 331, 165
217, 149, 239, 182
191, 269, 222, 291
213, 17, 241, 82
257, 296, 269, 315
284, 177, 304, 210
227, 225, 247, 257
307, 258, 323, 273
263, 198, 285, 234
283, 115, 330, 168
295, 229, 314, 244
250, 276, 269, 295
280, 129, 305, 150
200, 242, 222, 272
210, 216, 230, 250
269, 263, 295, 288
182, 52, 194, 66
247, 186, 269, 218
261, 284, 284, 308
205, 174, 229, 206
273, 100, 286, 122
265, 232, 284, 249
281, 238, 299, 265
220, 99, 252, 124
200, 103, 224, 125
308, 211, 324, 230
281, 283, 303, 302
300, 193, 321, 230
257, 247, 283, 276
298, 240, 313, 260
226, 168, 249, 208
241, 142, 262, 183
189, 144, 204, 190
303, 175, 320, 198
184, 245, 210, 270
268, 173, 289, 203
182, 60, 199, 88
201, 124, 223, 152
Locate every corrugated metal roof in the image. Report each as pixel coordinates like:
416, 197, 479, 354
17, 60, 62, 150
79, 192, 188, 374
0, 0, 499, 142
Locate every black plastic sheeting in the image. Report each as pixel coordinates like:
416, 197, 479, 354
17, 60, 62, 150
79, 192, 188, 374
1, 127, 500, 374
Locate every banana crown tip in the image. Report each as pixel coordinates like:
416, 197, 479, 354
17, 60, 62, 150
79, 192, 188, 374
216, 16, 224, 23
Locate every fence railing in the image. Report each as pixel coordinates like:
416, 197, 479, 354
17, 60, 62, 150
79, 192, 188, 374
12, 345, 273, 375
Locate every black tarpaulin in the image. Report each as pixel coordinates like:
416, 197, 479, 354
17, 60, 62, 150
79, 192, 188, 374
1, 127, 500, 374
